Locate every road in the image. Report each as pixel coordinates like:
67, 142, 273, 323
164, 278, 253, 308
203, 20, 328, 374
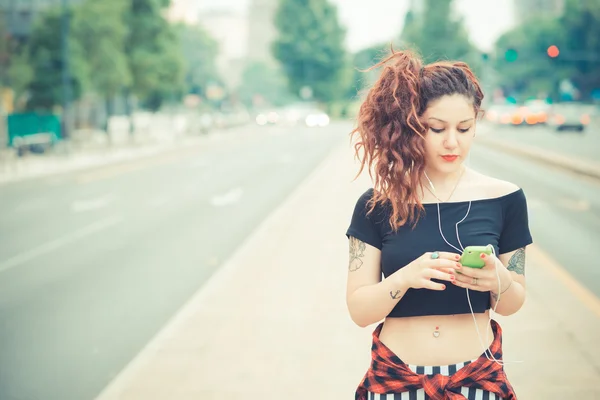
0, 123, 347, 400
0, 121, 599, 400
481, 121, 600, 165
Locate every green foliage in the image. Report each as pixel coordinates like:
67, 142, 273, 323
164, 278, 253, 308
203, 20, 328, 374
7, 51, 34, 106
237, 61, 295, 108
400, 0, 474, 63
347, 42, 389, 98
124, 0, 185, 110
493, 17, 566, 99
557, 0, 600, 98
0, 13, 9, 88
25, 8, 89, 111
272, 0, 350, 104
72, 0, 131, 98
493, 0, 600, 101
175, 23, 220, 98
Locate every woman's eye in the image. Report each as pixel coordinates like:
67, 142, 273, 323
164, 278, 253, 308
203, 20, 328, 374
458, 127, 471, 133
430, 128, 444, 133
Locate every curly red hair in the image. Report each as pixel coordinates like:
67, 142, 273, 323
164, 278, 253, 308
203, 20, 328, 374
351, 47, 484, 231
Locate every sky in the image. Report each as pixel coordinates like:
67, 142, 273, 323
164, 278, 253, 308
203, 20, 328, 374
180, 0, 517, 52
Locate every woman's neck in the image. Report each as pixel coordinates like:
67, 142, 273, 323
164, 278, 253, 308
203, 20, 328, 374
423, 166, 467, 199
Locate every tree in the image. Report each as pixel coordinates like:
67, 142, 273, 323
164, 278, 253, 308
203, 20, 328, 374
25, 8, 88, 111
72, 0, 131, 123
493, 17, 567, 100
348, 42, 389, 99
124, 0, 185, 111
492, 0, 600, 101
399, 0, 474, 64
272, 0, 350, 105
0, 12, 9, 89
236, 61, 294, 108
175, 23, 220, 99
7, 51, 34, 110
557, 0, 600, 99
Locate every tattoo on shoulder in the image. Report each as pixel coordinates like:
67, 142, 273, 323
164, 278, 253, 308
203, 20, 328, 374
507, 247, 526, 275
390, 290, 402, 299
349, 237, 366, 272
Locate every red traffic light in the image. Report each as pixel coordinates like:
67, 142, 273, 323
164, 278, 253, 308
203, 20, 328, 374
547, 45, 560, 58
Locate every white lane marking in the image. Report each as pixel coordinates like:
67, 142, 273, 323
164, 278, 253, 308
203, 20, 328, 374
210, 187, 243, 207
0, 216, 122, 273
71, 194, 116, 213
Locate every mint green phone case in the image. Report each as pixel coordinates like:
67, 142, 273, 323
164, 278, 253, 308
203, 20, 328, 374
460, 245, 493, 268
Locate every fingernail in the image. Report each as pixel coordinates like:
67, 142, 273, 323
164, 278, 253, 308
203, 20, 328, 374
480, 254, 486, 259
455, 263, 462, 268
450, 275, 455, 281
442, 285, 446, 289
455, 255, 460, 260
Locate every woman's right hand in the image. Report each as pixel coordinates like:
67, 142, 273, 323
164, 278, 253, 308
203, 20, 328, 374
398, 252, 462, 290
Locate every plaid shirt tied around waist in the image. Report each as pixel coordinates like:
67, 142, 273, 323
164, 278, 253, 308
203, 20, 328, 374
355, 319, 517, 400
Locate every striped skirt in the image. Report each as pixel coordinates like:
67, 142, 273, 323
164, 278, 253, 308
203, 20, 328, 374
366, 359, 502, 400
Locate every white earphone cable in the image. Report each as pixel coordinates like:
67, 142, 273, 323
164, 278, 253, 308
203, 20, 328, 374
425, 171, 522, 366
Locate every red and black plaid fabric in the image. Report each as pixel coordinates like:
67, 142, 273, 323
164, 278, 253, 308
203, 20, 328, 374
355, 320, 517, 400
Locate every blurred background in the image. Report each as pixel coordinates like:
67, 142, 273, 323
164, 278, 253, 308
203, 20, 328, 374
0, 0, 599, 399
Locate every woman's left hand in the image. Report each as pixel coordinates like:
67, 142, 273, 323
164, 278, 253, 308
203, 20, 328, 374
453, 252, 512, 293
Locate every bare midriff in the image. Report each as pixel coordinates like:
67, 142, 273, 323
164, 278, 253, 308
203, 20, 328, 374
378, 312, 494, 366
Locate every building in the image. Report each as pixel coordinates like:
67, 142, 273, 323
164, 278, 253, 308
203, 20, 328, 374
198, 8, 248, 89
166, 0, 199, 25
513, 0, 565, 24
246, 0, 278, 65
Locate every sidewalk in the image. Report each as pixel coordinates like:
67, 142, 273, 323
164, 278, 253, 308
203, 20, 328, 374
0, 126, 244, 186
94, 140, 600, 400
476, 122, 600, 180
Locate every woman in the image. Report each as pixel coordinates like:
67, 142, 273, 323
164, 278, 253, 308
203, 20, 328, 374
346, 49, 532, 400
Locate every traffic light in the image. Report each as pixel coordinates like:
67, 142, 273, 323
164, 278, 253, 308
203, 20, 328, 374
505, 48, 518, 62
547, 45, 560, 58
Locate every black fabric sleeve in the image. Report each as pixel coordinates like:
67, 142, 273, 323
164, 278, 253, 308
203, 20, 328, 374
345, 189, 383, 250
498, 189, 533, 254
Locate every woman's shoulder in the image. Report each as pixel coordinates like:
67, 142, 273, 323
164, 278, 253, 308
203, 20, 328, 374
469, 170, 522, 200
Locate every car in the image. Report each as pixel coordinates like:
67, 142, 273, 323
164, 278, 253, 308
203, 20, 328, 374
485, 104, 531, 126
547, 103, 591, 132
524, 100, 551, 125
277, 103, 330, 128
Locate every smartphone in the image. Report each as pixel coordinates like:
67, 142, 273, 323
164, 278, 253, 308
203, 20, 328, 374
460, 245, 493, 268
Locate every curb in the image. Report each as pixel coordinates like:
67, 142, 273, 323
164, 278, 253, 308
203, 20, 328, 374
475, 134, 600, 180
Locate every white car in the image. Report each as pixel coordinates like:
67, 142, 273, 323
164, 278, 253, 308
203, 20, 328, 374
548, 103, 591, 132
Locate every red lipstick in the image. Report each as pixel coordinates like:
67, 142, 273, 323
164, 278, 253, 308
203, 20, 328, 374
441, 155, 458, 162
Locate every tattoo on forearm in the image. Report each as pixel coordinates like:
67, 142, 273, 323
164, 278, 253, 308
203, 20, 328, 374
349, 237, 366, 272
507, 248, 526, 275
390, 290, 402, 299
